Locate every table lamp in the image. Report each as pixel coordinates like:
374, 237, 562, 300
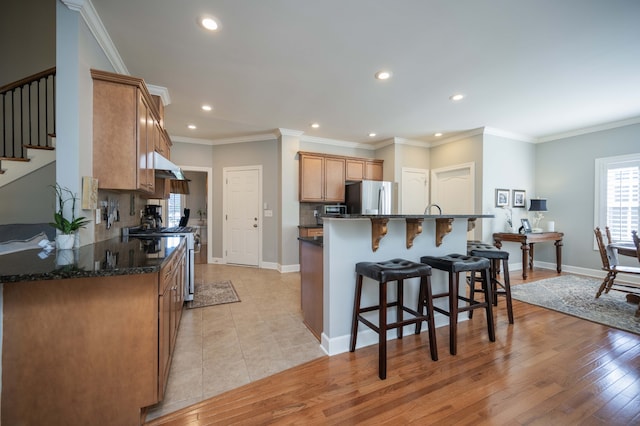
529, 198, 547, 233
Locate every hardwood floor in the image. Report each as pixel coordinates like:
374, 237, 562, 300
145, 269, 640, 425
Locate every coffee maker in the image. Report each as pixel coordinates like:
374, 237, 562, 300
141, 205, 163, 230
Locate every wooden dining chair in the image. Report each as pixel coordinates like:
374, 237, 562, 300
594, 227, 640, 298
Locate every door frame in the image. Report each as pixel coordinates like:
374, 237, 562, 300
179, 165, 214, 264
222, 165, 263, 267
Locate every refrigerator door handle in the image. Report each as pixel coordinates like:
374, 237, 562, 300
378, 185, 384, 214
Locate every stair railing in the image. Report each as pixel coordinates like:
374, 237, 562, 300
0, 67, 56, 161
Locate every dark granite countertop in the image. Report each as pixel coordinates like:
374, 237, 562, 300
298, 236, 323, 247
0, 235, 185, 283
298, 225, 323, 229
319, 214, 494, 219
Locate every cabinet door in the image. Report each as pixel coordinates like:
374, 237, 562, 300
345, 159, 365, 181
324, 157, 345, 202
365, 161, 383, 181
137, 95, 154, 193
299, 154, 324, 202
158, 273, 172, 400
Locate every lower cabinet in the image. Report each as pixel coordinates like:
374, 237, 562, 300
299, 239, 323, 340
158, 242, 186, 398
1, 241, 186, 425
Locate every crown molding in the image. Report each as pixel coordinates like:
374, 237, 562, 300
300, 134, 374, 150
276, 128, 304, 138
172, 133, 278, 146
62, 0, 128, 75
483, 127, 535, 143
537, 116, 640, 143
429, 128, 484, 147
147, 84, 171, 106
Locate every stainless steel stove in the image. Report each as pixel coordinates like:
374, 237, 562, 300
128, 226, 197, 301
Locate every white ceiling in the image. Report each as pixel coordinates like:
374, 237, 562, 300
89, 0, 640, 146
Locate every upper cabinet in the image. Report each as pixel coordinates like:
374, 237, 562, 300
91, 69, 165, 194
298, 152, 383, 202
345, 158, 384, 181
299, 152, 345, 202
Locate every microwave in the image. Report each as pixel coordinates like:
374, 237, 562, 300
323, 205, 347, 215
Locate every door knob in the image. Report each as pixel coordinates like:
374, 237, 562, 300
253, 224, 258, 228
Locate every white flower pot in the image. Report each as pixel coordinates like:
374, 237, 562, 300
56, 234, 75, 250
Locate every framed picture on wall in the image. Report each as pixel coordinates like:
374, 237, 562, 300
512, 189, 526, 208
495, 188, 510, 207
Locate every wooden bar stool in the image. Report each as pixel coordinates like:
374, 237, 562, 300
467, 242, 514, 324
418, 254, 495, 355
349, 258, 438, 380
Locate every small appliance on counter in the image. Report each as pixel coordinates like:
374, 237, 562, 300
141, 205, 163, 230
317, 204, 346, 225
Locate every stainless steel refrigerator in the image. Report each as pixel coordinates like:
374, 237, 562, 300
345, 180, 393, 214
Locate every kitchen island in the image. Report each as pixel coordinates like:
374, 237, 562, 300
0, 235, 186, 425
317, 214, 492, 356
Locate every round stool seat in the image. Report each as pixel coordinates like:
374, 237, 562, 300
356, 258, 432, 282
420, 254, 490, 273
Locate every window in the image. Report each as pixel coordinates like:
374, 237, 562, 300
167, 193, 183, 227
595, 154, 640, 243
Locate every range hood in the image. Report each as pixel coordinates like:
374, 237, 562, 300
154, 152, 186, 180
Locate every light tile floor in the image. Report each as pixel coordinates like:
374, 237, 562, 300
145, 262, 326, 421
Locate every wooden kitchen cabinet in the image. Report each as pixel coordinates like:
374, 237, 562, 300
1, 240, 186, 425
158, 241, 185, 397
298, 152, 345, 202
299, 238, 323, 340
299, 226, 323, 237
345, 158, 365, 181
365, 160, 384, 181
92, 69, 160, 194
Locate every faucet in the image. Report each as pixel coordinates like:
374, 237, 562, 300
424, 203, 442, 215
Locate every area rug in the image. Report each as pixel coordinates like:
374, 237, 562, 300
186, 280, 240, 309
510, 275, 640, 335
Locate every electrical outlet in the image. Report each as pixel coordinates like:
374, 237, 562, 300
313, 210, 318, 217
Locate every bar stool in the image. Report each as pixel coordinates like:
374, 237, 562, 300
350, 258, 438, 380
467, 242, 514, 324
418, 254, 495, 355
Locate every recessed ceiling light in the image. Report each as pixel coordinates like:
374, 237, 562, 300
369, 133, 377, 137
449, 94, 465, 101
199, 16, 219, 31
434, 132, 443, 137
375, 70, 392, 80
311, 123, 320, 129
201, 105, 212, 111
187, 124, 197, 130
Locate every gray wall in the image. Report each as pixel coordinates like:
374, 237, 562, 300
171, 139, 279, 262
535, 122, 640, 269
0, 0, 55, 85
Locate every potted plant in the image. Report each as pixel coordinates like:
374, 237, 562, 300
197, 208, 206, 224
50, 184, 90, 249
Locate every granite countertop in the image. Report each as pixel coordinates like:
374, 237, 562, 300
298, 236, 323, 247
320, 214, 494, 219
0, 235, 185, 283
298, 225, 323, 229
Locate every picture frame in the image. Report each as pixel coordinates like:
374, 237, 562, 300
512, 189, 526, 208
521, 218, 532, 233
495, 188, 510, 207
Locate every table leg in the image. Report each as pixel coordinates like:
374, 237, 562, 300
529, 243, 535, 270
555, 239, 563, 272
521, 242, 529, 279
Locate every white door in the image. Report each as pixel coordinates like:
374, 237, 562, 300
224, 166, 261, 266
431, 162, 475, 236
401, 167, 429, 214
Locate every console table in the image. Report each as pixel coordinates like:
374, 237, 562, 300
493, 232, 564, 279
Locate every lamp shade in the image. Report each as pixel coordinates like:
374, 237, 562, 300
529, 198, 547, 212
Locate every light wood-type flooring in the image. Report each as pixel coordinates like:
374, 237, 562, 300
145, 267, 640, 425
